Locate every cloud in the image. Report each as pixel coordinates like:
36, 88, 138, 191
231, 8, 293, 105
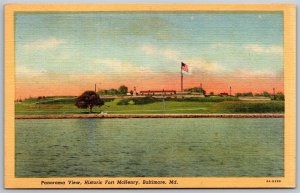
141, 44, 180, 61
141, 45, 157, 55
23, 38, 65, 50
230, 68, 281, 78
93, 59, 153, 74
16, 65, 48, 77
185, 58, 225, 74
161, 49, 180, 60
210, 43, 227, 49
210, 43, 238, 50
244, 44, 283, 54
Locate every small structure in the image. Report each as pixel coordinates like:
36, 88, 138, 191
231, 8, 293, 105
140, 90, 176, 96
219, 92, 229, 97
133, 86, 137, 96
176, 91, 191, 95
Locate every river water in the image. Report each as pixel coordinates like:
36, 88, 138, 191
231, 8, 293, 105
15, 118, 283, 177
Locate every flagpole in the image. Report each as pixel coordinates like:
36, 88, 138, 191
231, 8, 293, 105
181, 63, 183, 92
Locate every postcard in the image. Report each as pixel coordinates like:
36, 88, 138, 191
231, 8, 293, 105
4, 4, 296, 188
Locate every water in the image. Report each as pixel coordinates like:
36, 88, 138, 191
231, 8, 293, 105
15, 118, 284, 177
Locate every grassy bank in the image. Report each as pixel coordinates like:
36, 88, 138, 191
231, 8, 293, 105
15, 96, 284, 115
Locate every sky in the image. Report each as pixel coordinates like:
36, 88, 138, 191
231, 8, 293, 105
15, 12, 284, 98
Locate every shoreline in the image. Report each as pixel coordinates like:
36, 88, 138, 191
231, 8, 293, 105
15, 114, 284, 119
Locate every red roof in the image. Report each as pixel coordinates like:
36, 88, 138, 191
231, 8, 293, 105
140, 90, 176, 93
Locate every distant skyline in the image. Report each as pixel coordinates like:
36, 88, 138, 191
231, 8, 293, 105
15, 12, 283, 98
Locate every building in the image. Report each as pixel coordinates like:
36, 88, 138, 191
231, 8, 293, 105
140, 90, 176, 96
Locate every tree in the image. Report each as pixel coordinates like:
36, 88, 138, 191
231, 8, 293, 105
274, 92, 284, 101
118, 85, 128, 95
262, 91, 271, 97
99, 88, 119, 96
236, 92, 253, 97
184, 87, 206, 95
75, 91, 104, 113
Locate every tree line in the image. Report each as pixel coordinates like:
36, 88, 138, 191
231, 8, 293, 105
235, 92, 284, 100
98, 85, 128, 96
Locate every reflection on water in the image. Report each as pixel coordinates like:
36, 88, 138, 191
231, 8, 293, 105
15, 118, 284, 177
84, 119, 97, 152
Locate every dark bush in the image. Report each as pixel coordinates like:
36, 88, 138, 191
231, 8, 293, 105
170, 96, 239, 102
117, 97, 162, 105
221, 101, 284, 113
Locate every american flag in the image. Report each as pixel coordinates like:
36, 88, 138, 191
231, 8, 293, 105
181, 62, 189, 72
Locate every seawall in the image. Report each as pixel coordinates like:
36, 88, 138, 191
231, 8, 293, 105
15, 114, 284, 119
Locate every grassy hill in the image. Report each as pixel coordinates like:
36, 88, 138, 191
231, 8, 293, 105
15, 96, 284, 115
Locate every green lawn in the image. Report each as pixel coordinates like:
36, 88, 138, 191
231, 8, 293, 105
15, 96, 284, 115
